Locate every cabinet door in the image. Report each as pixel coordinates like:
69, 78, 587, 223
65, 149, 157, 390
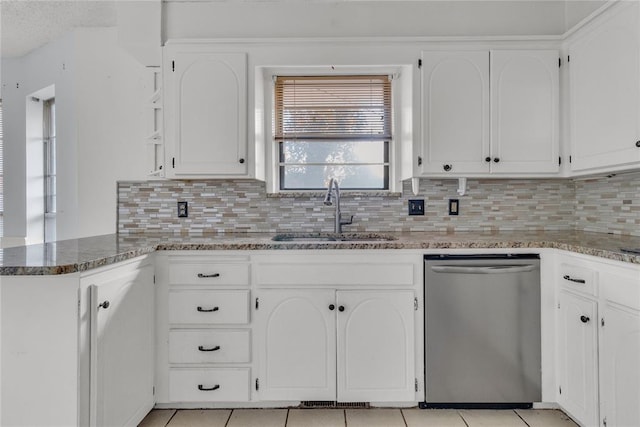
557, 290, 599, 427
336, 290, 415, 402
599, 265, 640, 427
257, 290, 336, 401
569, 2, 640, 172
490, 50, 559, 174
165, 51, 248, 177
420, 51, 490, 175
89, 265, 155, 427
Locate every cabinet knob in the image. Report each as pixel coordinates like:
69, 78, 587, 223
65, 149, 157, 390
636, 141, 640, 147
329, 304, 335, 311
443, 164, 452, 172
485, 157, 491, 163
98, 300, 110, 310
580, 315, 590, 323
493, 157, 500, 163
239, 158, 245, 164
338, 305, 345, 312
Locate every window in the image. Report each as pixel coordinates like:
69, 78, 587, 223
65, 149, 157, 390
274, 75, 392, 191
43, 98, 56, 242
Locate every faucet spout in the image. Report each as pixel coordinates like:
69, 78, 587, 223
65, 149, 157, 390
324, 178, 353, 233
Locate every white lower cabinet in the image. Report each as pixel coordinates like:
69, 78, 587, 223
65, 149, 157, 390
556, 253, 640, 427
257, 289, 415, 403
0, 256, 154, 427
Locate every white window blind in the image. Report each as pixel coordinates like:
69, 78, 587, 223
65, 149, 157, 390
274, 75, 392, 190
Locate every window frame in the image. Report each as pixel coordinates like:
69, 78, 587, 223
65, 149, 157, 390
259, 65, 408, 195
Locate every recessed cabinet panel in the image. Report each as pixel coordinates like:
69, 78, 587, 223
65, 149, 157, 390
569, 2, 640, 172
490, 50, 559, 174
420, 51, 490, 175
336, 290, 415, 402
165, 50, 248, 177
257, 290, 336, 401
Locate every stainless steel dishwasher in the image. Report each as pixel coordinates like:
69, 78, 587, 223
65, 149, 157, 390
423, 254, 541, 408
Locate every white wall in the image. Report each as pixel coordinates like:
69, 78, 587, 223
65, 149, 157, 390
565, 0, 608, 31
163, 0, 567, 40
2, 28, 147, 242
1, 32, 76, 244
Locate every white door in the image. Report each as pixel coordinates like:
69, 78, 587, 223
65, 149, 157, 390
569, 2, 640, 172
490, 50, 559, 174
336, 290, 415, 402
166, 51, 248, 177
90, 265, 155, 427
557, 291, 599, 427
257, 290, 336, 401
420, 51, 490, 175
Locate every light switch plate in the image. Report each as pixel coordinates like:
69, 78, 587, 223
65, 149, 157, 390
177, 201, 188, 218
449, 199, 459, 215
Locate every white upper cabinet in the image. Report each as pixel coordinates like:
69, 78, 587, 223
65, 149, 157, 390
418, 49, 559, 177
568, 1, 640, 174
164, 48, 248, 178
420, 51, 490, 175
490, 50, 559, 174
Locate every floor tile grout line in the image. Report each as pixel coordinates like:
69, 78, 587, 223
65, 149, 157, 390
164, 409, 178, 427
457, 410, 471, 427
343, 408, 347, 427
514, 409, 532, 427
284, 408, 290, 427
399, 408, 409, 427
224, 408, 233, 427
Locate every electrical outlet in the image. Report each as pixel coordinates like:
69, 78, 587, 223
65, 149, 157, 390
177, 201, 188, 218
449, 199, 459, 216
408, 199, 425, 216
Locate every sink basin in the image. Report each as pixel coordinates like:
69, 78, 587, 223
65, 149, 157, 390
271, 233, 397, 242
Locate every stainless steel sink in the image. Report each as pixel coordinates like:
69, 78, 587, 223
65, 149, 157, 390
271, 233, 397, 242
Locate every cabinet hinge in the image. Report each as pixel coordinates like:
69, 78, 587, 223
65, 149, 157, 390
415, 378, 419, 392
558, 57, 561, 68
557, 302, 561, 309
172, 60, 175, 72
255, 297, 259, 310
559, 385, 562, 395
153, 275, 156, 284
414, 298, 418, 311
172, 157, 175, 168
569, 155, 572, 163
601, 317, 605, 327
255, 378, 259, 391
418, 59, 422, 69
567, 55, 570, 63
559, 156, 562, 166
153, 386, 155, 396
603, 416, 607, 426
418, 156, 423, 166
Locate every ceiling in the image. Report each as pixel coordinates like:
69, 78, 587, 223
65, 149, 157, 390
1, 0, 117, 58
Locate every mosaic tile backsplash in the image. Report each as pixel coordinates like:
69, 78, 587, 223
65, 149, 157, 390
118, 178, 584, 235
574, 171, 640, 236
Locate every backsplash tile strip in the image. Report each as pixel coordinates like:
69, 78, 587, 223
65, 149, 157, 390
117, 178, 578, 235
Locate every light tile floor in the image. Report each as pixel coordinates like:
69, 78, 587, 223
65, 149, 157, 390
139, 408, 579, 427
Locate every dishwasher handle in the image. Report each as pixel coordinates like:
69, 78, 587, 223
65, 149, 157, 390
430, 264, 538, 274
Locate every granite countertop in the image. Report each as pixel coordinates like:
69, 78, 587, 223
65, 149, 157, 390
1, 230, 640, 275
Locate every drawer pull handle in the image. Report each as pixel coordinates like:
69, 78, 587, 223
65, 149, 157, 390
563, 275, 586, 284
198, 384, 220, 391
198, 345, 221, 352
580, 315, 590, 324
197, 273, 220, 278
197, 306, 219, 312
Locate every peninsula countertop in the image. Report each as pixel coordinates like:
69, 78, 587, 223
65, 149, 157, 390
1, 230, 640, 275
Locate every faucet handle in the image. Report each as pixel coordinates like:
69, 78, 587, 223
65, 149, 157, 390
340, 215, 354, 225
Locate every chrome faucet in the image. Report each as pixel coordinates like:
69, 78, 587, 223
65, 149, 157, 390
323, 178, 353, 234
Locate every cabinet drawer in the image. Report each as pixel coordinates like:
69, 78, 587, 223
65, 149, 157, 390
600, 267, 640, 311
169, 262, 250, 286
169, 290, 250, 324
169, 368, 250, 402
559, 263, 597, 296
169, 330, 250, 364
